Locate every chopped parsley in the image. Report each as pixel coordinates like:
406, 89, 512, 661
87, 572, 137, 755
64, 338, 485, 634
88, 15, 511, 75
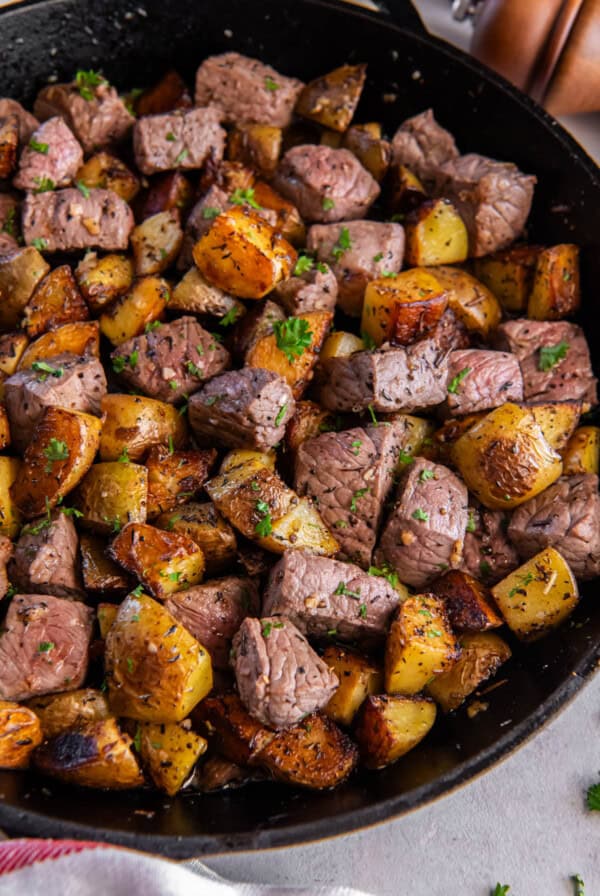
31, 237, 47, 251
350, 487, 369, 513
398, 448, 414, 466
159, 569, 182, 583
2, 207, 16, 237
33, 176, 55, 193
419, 468, 435, 482
185, 360, 204, 378
333, 581, 361, 600
272, 317, 313, 363
166, 514, 181, 531
29, 137, 49, 154
322, 197, 335, 211
112, 351, 137, 373
264, 76, 280, 91
219, 306, 242, 327
117, 447, 130, 463
255, 500, 272, 537
466, 509, 477, 533
447, 366, 471, 394
331, 226, 352, 261
133, 725, 142, 752
202, 206, 221, 220
492, 886, 510, 896
169, 380, 179, 391
586, 781, 600, 811
367, 404, 378, 426
479, 559, 492, 577
76, 180, 90, 198
126, 657, 134, 673
508, 572, 534, 597
174, 148, 189, 165
31, 360, 64, 382
262, 620, 284, 637
381, 270, 396, 278
412, 508, 429, 522
361, 330, 377, 351
250, 480, 260, 492
358, 603, 367, 619
165, 131, 176, 142
327, 628, 338, 637
572, 876, 584, 896
75, 69, 107, 100
316, 261, 329, 274
37, 641, 55, 653
230, 187, 261, 209
21, 498, 53, 536
368, 564, 399, 588
44, 438, 69, 472
351, 439, 362, 455
538, 340, 570, 371
426, 629, 441, 638
130, 585, 144, 597
145, 320, 161, 333
294, 255, 314, 276
275, 403, 288, 426
334, 520, 348, 528
373, 252, 384, 263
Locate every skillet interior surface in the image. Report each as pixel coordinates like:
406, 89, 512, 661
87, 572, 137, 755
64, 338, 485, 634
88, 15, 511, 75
0, 0, 599, 858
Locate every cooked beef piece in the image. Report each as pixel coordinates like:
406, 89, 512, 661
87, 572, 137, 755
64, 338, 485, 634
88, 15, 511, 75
0, 594, 93, 701
189, 368, 295, 451
228, 300, 284, 364
445, 349, 523, 416
13, 117, 83, 191
195, 755, 253, 792
237, 540, 275, 578
306, 220, 405, 315
133, 107, 226, 176
263, 549, 400, 643
0, 233, 18, 257
232, 616, 338, 728
0, 194, 18, 229
427, 309, 470, 353
194, 52, 304, 127
111, 316, 230, 404
22, 188, 134, 252
508, 475, 600, 580
375, 457, 469, 587
434, 153, 536, 257
0, 535, 13, 600
272, 263, 338, 316
391, 109, 459, 186
4, 352, 107, 451
272, 146, 380, 223
34, 82, 134, 154
461, 506, 519, 585
495, 319, 597, 405
165, 576, 259, 669
0, 98, 39, 143
318, 339, 449, 413
0, 114, 18, 179
10, 510, 83, 598
295, 421, 405, 568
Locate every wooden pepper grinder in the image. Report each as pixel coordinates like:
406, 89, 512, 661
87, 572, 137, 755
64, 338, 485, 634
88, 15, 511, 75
470, 0, 600, 115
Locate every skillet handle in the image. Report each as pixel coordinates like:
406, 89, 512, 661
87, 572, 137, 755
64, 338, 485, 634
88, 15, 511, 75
377, 0, 427, 33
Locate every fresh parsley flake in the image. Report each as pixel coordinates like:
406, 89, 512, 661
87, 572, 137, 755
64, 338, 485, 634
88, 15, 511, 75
219, 306, 241, 327
367, 404, 378, 426
316, 261, 329, 274
255, 500, 272, 537
572, 876, 585, 896
272, 317, 313, 363
368, 564, 399, 587
492, 885, 510, 896
76, 180, 90, 198
31, 237, 47, 251
117, 447, 130, 463
126, 657, 135, 673
169, 379, 179, 391
44, 438, 69, 472
133, 724, 142, 752
38, 641, 55, 653
538, 340, 570, 371
264, 76, 280, 91
419, 469, 435, 482
185, 360, 204, 378
412, 508, 429, 522
165, 131, 176, 142
479, 559, 492, 577
202, 206, 221, 220
130, 585, 144, 597
358, 603, 367, 619
350, 487, 369, 513
333, 581, 362, 600
174, 148, 189, 165
2, 207, 16, 237
294, 255, 314, 276
31, 360, 63, 381
145, 320, 161, 333
466, 510, 477, 533
29, 137, 49, 154
373, 252, 384, 263
331, 226, 351, 261
275, 403, 288, 427
508, 572, 534, 597
334, 519, 348, 528
322, 197, 335, 211
398, 449, 414, 466
586, 781, 600, 811
230, 187, 261, 209
351, 439, 362, 455
361, 330, 377, 351
448, 366, 471, 394
33, 176, 55, 193
75, 69, 107, 101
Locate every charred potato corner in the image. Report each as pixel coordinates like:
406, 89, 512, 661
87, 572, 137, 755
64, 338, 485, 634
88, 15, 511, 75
0, 51, 595, 798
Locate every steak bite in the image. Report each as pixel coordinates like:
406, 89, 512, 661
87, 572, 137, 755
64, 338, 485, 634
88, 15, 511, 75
165, 576, 260, 669
0, 536, 13, 600
10, 510, 83, 598
188, 368, 295, 451
0, 98, 39, 143
272, 145, 380, 223
434, 153, 536, 257
461, 507, 519, 585
295, 422, 405, 568
376, 457, 469, 587
110, 316, 230, 404
194, 52, 304, 127
262, 550, 400, 643
445, 349, 523, 416
508, 475, 600, 580
133, 107, 226, 176
34, 81, 134, 154
272, 262, 338, 316
22, 188, 134, 252
232, 616, 338, 729
4, 352, 107, 451
428, 308, 470, 353
318, 339, 449, 414
307, 220, 405, 315
13, 117, 83, 191
0, 594, 93, 701
495, 319, 597, 405
391, 109, 459, 186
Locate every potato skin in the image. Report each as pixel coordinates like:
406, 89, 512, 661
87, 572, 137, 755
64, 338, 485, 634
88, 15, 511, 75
227, 124, 282, 178
354, 695, 437, 770
130, 209, 183, 276
428, 265, 501, 339
527, 244, 580, 320
430, 570, 503, 632
18, 321, 100, 370
472, 245, 541, 312
322, 646, 382, 727
0, 331, 30, 377
529, 401, 581, 451
74, 462, 148, 535
284, 400, 334, 457
343, 123, 391, 183
145, 446, 216, 519
561, 426, 600, 475
0, 456, 22, 537
99, 276, 169, 346
99, 394, 187, 462
76, 152, 140, 202
28, 689, 111, 738
80, 533, 135, 594
109, 522, 205, 599
137, 720, 207, 795
427, 632, 511, 712
154, 501, 237, 577
361, 268, 447, 347
0, 701, 43, 768
0, 247, 50, 329
195, 693, 275, 766
405, 199, 468, 267
0, 114, 18, 179
23, 264, 89, 339
296, 64, 366, 132
76, 253, 134, 313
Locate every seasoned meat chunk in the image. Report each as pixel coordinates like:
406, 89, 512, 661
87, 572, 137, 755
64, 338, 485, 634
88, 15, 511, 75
0, 536, 13, 600
263, 550, 399, 643
133, 107, 226, 176
434, 153, 536, 257
318, 340, 449, 413
376, 457, 469, 587
295, 421, 405, 568
189, 368, 295, 451
22, 188, 134, 252
272, 146, 380, 223
391, 109, 458, 186
272, 263, 338, 316
508, 475, 600, 580
495, 319, 597, 405
445, 349, 523, 416
34, 81, 134, 153
4, 352, 106, 451
0, 594, 93, 701
427, 309, 470, 353
232, 616, 338, 728
10, 510, 83, 598
461, 507, 519, 585
0, 113, 19, 179
111, 316, 230, 404
13, 117, 83, 191
307, 220, 405, 315
0, 98, 39, 143
194, 52, 304, 127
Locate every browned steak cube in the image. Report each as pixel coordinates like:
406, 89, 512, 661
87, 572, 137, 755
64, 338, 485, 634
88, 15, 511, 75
445, 348, 523, 416
461, 506, 519, 585
111, 316, 230, 404
194, 52, 304, 127
232, 616, 338, 728
34, 82, 134, 154
391, 109, 458, 186
0, 114, 19, 179
272, 262, 338, 316
272, 145, 380, 223
0, 98, 39, 143
508, 474, 600, 580
13, 117, 83, 192
376, 457, 469, 587
165, 575, 259, 669
133, 107, 226, 176
0, 594, 93, 701
427, 309, 470, 353
9, 510, 83, 598
295, 421, 405, 568
189, 368, 295, 451
22, 188, 134, 252
262, 549, 399, 643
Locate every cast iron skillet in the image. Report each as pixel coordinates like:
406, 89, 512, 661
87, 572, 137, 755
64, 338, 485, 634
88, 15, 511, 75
0, 0, 599, 859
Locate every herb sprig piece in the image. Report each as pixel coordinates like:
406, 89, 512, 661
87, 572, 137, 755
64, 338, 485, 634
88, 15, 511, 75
75, 69, 107, 100
539, 340, 570, 371
272, 317, 313, 363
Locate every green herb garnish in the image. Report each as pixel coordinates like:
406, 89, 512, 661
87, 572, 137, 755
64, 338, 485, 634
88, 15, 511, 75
230, 187, 261, 209
275, 403, 288, 426
76, 180, 90, 198
447, 366, 471, 394
29, 137, 49, 154
75, 69, 107, 100
33, 176, 55, 193
538, 340, 570, 371
264, 76, 280, 91
43, 438, 69, 472
294, 255, 314, 276
31, 360, 64, 381
412, 508, 429, 522
331, 226, 351, 261
272, 317, 313, 363
350, 487, 369, 513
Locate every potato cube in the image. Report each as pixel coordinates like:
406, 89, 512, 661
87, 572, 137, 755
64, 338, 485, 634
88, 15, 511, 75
427, 632, 511, 712
18, 322, 99, 370
81, 534, 135, 595
295, 64, 366, 132
227, 124, 282, 178
110, 522, 205, 599
0, 456, 22, 537
146, 446, 216, 518
343, 123, 391, 183
430, 569, 503, 632
23, 264, 89, 338
561, 426, 600, 475
527, 244, 580, 320
76, 152, 140, 202
28, 689, 110, 738
137, 721, 207, 795
99, 276, 169, 345
472, 245, 541, 312
74, 462, 148, 535
428, 265, 501, 339
354, 694, 437, 769
529, 401, 581, 451
0, 247, 50, 329
0, 332, 29, 377
323, 646, 383, 726
404, 199, 468, 266
130, 209, 183, 276
361, 268, 447, 347
0, 114, 18, 179
97, 603, 120, 639
76, 252, 134, 313
171, 267, 244, 319
320, 331, 365, 362
155, 501, 237, 576
0, 701, 42, 768
99, 393, 187, 462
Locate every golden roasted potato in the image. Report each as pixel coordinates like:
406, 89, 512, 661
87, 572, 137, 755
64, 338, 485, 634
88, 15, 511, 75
138, 171, 194, 220
389, 290, 448, 347
0, 701, 42, 768
0, 405, 10, 451
130, 210, 183, 276
227, 124, 282, 178
361, 268, 447, 347
385, 594, 460, 695
427, 632, 511, 712
171, 267, 245, 319
0, 456, 22, 537
319, 331, 365, 362
12, 406, 102, 518
109, 522, 205, 598
386, 163, 427, 213
146, 446, 216, 518
428, 265, 502, 338
296, 63, 366, 132
0, 114, 18, 179
28, 689, 111, 738
388, 413, 436, 470
527, 244, 580, 320
252, 181, 306, 246
76, 151, 140, 202
561, 425, 600, 475
196, 693, 275, 765
192, 206, 296, 300
75, 252, 134, 313
97, 603, 119, 639
430, 569, 503, 632
529, 401, 581, 451
137, 720, 207, 795
229, 298, 284, 360
354, 694, 437, 769
99, 393, 187, 462
74, 462, 148, 535
106, 592, 213, 722
323, 646, 383, 726
491, 547, 579, 641
0, 247, 50, 329
18, 321, 99, 370
284, 400, 335, 456
451, 403, 563, 510
99, 276, 169, 346
134, 69, 192, 116
405, 199, 469, 266
155, 502, 238, 577
342, 123, 391, 183
0, 332, 29, 377
34, 717, 144, 789
431, 413, 486, 464
219, 448, 276, 474
22, 264, 89, 338
80, 533, 135, 595
471, 245, 541, 312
